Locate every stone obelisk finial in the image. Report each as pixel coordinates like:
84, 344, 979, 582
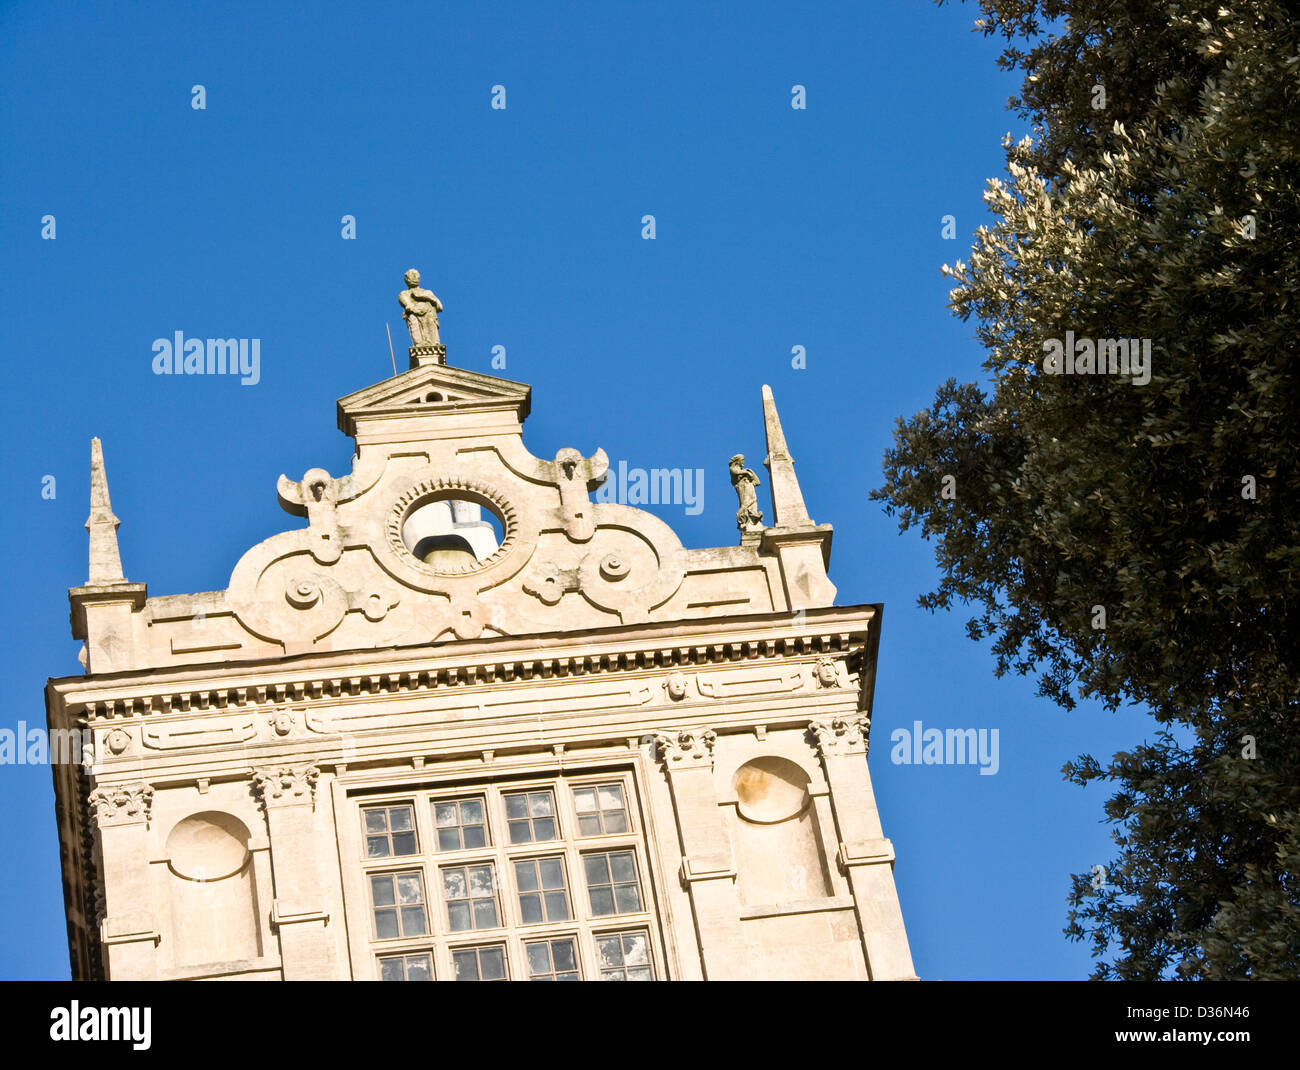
761, 385, 813, 528
399, 269, 447, 368
86, 437, 126, 584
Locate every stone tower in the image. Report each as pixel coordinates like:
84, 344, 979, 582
46, 280, 916, 980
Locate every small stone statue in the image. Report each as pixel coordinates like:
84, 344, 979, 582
399, 269, 443, 345
730, 454, 764, 532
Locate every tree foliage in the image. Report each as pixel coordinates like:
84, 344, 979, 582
874, 0, 1300, 977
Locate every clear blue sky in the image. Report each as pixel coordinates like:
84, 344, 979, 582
0, 0, 1153, 979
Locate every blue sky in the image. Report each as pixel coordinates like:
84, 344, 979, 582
0, 0, 1154, 979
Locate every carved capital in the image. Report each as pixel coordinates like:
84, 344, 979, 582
87, 783, 154, 827
654, 728, 717, 769
251, 764, 320, 810
809, 715, 870, 758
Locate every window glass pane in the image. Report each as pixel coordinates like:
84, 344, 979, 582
391, 830, 417, 855
627, 966, 653, 981
544, 891, 569, 919
584, 855, 609, 884
437, 828, 461, 852
529, 792, 553, 817
434, 802, 458, 826
624, 934, 649, 965
610, 852, 636, 883
374, 908, 398, 939
463, 825, 486, 849
364, 810, 387, 833
508, 820, 531, 844
614, 883, 642, 913
504, 794, 527, 819
452, 950, 479, 981
578, 814, 602, 836
401, 906, 426, 935
448, 902, 471, 931
480, 947, 506, 980
390, 807, 413, 831
406, 955, 432, 981
397, 873, 423, 903
515, 861, 539, 892
461, 799, 484, 824
532, 817, 556, 841
468, 865, 494, 896
520, 894, 542, 924
443, 869, 467, 899
371, 875, 395, 906
367, 836, 390, 858
553, 939, 578, 972
473, 899, 499, 929
379, 957, 404, 981
573, 788, 597, 812
590, 887, 615, 915
526, 943, 551, 975
596, 936, 621, 968
604, 811, 629, 834
598, 785, 624, 810
539, 858, 564, 887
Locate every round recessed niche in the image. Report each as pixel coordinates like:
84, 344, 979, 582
165, 812, 252, 882
732, 757, 812, 824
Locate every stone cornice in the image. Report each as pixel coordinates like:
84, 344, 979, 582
49, 606, 880, 724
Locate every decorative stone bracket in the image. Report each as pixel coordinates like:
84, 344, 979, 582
270, 900, 331, 931
679, 855, 738, 885
100, 913, 161, 947
837, 838, 896, 873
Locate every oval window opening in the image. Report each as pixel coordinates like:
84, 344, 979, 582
401, 498, 505, 567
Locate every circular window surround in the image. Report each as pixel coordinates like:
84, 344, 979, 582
384, 477, 524, 582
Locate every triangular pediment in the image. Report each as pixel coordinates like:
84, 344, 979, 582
337, 364, 531, 436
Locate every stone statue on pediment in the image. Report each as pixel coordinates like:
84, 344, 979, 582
730, 454, 764, 532
400, 269, 443, 346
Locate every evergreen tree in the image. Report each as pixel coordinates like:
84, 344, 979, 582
874, 0, 1300, 977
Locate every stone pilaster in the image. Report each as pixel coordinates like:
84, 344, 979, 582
809, 716, 917, 980
88, 782, 159, 979
251, 764, 336, 980
652, 729, 749, 980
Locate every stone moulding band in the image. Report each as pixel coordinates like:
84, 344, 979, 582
60, 628, 871, 722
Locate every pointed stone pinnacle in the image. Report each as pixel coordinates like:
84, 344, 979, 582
761, 384, 812, 527
87, 437, 126, 585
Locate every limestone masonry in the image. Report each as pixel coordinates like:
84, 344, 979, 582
45, 273, 916, 980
